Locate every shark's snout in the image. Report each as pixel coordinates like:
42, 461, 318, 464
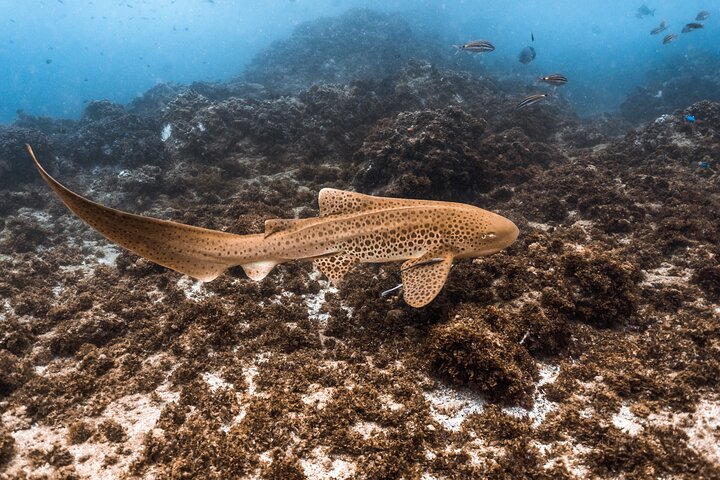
502, 218, 520, 247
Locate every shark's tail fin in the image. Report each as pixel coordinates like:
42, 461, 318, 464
27, 145, 259, 282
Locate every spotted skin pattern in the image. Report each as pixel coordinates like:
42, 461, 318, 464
27, 145, 519, 307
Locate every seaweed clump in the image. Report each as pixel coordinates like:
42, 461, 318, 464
425, 305, 536, 407
0, 426, 14, 468
558, 251, 642, 328
691, 265, 720, 302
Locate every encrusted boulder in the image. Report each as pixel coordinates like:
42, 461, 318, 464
353, 107, 488, 200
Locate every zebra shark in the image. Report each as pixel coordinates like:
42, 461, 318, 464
26, 145, 518, 307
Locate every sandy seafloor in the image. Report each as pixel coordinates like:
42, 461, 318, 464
1, 9, 720, 480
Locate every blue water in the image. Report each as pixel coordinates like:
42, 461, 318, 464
1, 0, 718, 123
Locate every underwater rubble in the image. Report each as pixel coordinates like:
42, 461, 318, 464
1, 11, 720, 480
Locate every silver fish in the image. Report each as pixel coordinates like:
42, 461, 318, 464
682, 22, 704, 33
696, 11, 710, 21
518, 46, 536, 64
516, 93, 549, 110
650, 20, 668, 35
455, 40, 495, 53
662, 33, 678, 44
538, 74, 568, 86
636, 5, 655, 18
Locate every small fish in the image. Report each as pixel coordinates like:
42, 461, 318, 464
662, 33, 678, 44
454, 40, 495, 53
45, 58, 52, 64
531, 32, 534, 42
696, 11, 710, 21
636, 5, 655, 18
538, 74, 568, 86
518, 46, 536, 64
516, 93, 548, 110
650, 20, 668, 35
682, 23, 704, 33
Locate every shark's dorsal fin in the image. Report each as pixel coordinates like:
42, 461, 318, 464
400, 251, 454, 307
318, 188, 445, 217
313, 252, 359, 286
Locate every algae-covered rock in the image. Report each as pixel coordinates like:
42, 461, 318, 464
425, 305, 537, 407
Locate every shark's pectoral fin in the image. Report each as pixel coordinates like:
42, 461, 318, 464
400, 251, 454, 308
313, 252, 359, 286
241, 260, 278, 281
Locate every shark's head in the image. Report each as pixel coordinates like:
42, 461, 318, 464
456, 209, 519, 259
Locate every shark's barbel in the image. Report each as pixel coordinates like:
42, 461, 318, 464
26, 145, 519, 307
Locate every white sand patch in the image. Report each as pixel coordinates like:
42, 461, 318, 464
527, 221, 552, 232
380, 393, 404, 412
300, 446, 357, 480
244, 352, 270, 396
202, 372, 233, 393
93, 243, 121, 267
0, 299, 11, 321
176, 277, 214, 301
504, 363, 560, 426
301, 384, 335, 410
424, 386, 485, 432
543, 441, 592, 478
351, 420, 385, 440
648, 398, 720, 464
641, 263, 691, 287
612, 404, 643, 436
305, 271, 338, 323
2, 381, 179, 480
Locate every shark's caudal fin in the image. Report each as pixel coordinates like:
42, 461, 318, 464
26, 145, 263, 282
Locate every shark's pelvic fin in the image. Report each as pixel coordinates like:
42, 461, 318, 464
241, 260, 278, 281
400, 251, 454, 307
26, 145, 251, 282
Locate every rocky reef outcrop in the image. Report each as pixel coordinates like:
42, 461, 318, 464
620, 51, 720, 124
243, 9, 450, 94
